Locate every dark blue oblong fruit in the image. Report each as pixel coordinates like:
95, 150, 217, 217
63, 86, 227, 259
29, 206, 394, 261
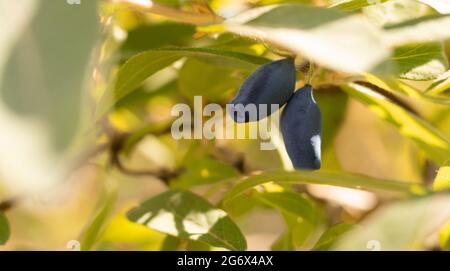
228, 58, 296, 123
281, 84, 322, 170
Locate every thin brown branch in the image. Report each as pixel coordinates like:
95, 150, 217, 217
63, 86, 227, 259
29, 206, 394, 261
0, 197, 19, 213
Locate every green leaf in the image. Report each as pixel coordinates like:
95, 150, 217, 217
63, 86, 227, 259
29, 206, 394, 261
433, 166, 450, 191
1, 0, 99, 150
160, 235, 181, 251
98, 47, 269, 116
330, 0, 390, 11
178, 58, 247, 102
254, 191, 317, 224
384, 14, 450, 46
333, 194, 450, 250
0, 212, 10, 245
313, 224, 354, 251
427, 70, 450, 95
121, 23, 196, 57
226, 4, 390, 73
418, 0, 450, 14
223, 170, 424, 204
439, 221, 450, 251
0, 0, 99, 194
79, 190, 117, 251
314, 89, 348, 171
271, 231, 294, 251
127, 190, 247, 251
379, 42, 448, 80
342, 82, 450, 164
394, 42, 448, 80
172, 158, 240, 189
364, 0, 431, 27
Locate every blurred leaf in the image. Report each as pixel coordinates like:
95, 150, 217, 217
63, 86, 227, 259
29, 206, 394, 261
173, 158, 240, 189
364, 0, 431, 27
79, 190, 117, 251
433, 166, 450, 191
0, 212, 10, 245
271, 231, 294, 251
100, 211, 166, 250
342, 82, 450, 164
223, 170, 423, 204
365, 73, 450, 105
379, 42, 448, 80
0, 0, 99, 194
333, 194, 450, 250
418, 0, 450, 14
313, 224, 354, 251
330, 0, 390, 11
427, 70, 450, 95
160, 235, 180, 251
254, 191, 317, 224
439, 221, 450, 250
226, 4, 389, 73
186, 239, 211, 251
316, 89, 348, 150
179, 58, 247, 102
1, 0, 99, 150
127, 190, 247, 251
98, 47, 269, 116
121, 23, 195, 57
315, 88, 348, 170
384, 14, 450, 46
283, 211, 318, 248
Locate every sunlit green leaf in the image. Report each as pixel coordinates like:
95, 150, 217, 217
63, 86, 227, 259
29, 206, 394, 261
439, 221, 450, 251
172, 158, 240, 189
226, 4, 389, 73
433, 166, 450, 191
178, 58, 247, 102
0, 212, 10, 245
330, 0, 390, 11
79, 190, 117, 251
254, 191, 317, 224
313, 223, 354, 251
223, 170, 423, 204
383, 42, 448, 80
98, 47, 269, 116
364, 0, 431, 27
418, 0, 450, 14
342, 82, 450, 164
427, 70, 450, 95
384, 14, 450, 46
127, 190, 247, 251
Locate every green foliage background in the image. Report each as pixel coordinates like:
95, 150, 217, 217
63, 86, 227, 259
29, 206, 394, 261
0, 0, 450, 251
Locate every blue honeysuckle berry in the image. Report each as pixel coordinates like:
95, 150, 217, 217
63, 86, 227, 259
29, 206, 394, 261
281, 84, 322, 170
228, 58, 296, 123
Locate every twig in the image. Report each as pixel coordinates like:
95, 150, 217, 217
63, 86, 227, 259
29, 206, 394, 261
108, 132, 185, 184
110, 0, 225, 25
0, 197, 19, 213
354, 81, 420, 116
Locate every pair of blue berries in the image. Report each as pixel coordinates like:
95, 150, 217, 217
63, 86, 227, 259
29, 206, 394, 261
228, 58, 322, 170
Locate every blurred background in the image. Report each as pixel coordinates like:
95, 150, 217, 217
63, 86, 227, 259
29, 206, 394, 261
0, 0, 449, 251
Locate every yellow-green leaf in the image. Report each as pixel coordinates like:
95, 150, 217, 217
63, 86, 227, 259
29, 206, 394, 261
342, 82, 450, 164
127, 190, 247, 251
